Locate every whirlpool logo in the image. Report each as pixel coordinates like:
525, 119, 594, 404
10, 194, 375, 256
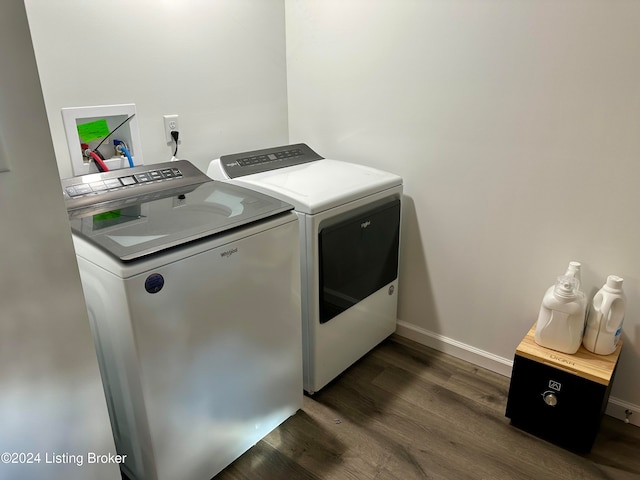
220, 247, 238, 258
361, 220, 371, 229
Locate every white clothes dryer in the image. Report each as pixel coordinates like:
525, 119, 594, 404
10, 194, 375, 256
208, 144, 402, 394
62, 160, 302, 480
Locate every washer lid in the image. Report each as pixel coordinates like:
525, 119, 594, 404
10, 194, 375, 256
229, 159, 402, 214
68, 180, 293, 262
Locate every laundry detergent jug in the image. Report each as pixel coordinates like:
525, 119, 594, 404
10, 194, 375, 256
534, 274, 584, 354
583, 275, 625, 355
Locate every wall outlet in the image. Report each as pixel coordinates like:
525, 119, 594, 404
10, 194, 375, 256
163, 114, 179, 143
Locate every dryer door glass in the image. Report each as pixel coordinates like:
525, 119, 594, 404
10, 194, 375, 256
318, 198, 400, 324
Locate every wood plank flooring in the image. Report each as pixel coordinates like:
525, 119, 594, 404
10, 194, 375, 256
215, 335, 640, 480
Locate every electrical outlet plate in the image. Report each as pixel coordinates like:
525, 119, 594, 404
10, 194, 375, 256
163, 114, 179, 143
61, 103, 143, 178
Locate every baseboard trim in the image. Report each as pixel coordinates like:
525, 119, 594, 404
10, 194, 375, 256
395, 320, 640, 427
395, 321, 513, 377
606, 397, 640, 428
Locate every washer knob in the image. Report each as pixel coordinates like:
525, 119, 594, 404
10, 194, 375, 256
543, 391, 558, 407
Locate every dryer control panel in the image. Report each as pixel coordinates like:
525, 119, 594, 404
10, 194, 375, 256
220, 143, 323, 178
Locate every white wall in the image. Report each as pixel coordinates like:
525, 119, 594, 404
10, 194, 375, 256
22, 0, 640, 421
24, 0, 289, 178
0, 1, 118, 478
286, 0, 640, 416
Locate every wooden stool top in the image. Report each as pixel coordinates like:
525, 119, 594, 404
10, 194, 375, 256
516, 324, 622, 385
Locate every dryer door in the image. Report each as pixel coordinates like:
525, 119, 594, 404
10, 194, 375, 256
318, 198, 400, 323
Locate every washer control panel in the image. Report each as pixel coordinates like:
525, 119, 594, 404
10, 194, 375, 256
64, 167, 183, 198
62, 160, 208, 212
220, 143, 323, 178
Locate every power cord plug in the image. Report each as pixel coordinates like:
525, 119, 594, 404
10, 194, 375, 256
170, 130, 180, 161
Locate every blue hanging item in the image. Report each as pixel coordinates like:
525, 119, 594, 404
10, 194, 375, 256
114, 139, 135, 168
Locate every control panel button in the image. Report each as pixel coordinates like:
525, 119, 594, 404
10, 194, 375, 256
160, 169, 174, 178
135, 173, 152, 183
149, 170, 163, 180
90, 181, 108, 192
65, 186, 79, 197
73, 184, 93, 195
104, 179, 122, 189
119, 176, 137, 186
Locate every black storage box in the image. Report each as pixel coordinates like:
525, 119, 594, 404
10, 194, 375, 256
505, 325, 622, 453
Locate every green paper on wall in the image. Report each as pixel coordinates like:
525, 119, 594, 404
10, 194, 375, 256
77, 119, 109, 143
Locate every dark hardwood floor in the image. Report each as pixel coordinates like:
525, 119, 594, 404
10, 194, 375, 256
215, 335, 640, 480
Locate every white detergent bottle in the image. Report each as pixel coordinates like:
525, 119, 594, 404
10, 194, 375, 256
583, 275, 625, 355
534, 275, 584, 354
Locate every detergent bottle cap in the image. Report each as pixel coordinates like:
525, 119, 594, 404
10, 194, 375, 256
564, 261, 582, 291
567, 261, 582, 272
554, 275, 577, 299
605, 275, 624, 291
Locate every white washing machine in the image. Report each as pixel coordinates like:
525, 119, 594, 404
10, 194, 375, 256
208, 144, 402, 394
62, 160, 302, 480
